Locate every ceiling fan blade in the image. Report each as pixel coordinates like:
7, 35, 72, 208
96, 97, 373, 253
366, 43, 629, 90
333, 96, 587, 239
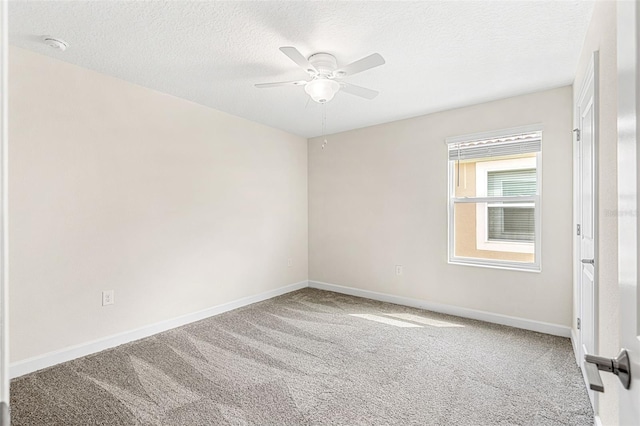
279, 47, 317, 75
334, 53, 385, 77
340, 83, 379, 100
254, 80, 307, 88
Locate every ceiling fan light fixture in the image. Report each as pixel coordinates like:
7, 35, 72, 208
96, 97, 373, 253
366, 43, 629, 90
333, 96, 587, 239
255, 47, 384, 103
304, 78, 340, 103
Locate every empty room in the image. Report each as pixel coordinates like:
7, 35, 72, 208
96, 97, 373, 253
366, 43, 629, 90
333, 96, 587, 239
0, 0, 639, 425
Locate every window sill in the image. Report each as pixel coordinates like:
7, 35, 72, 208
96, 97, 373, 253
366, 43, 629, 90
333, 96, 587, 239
448, 258, 541, 273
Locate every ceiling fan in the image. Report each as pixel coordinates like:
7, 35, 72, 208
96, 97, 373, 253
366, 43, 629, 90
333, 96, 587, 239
255, 47, 385, 104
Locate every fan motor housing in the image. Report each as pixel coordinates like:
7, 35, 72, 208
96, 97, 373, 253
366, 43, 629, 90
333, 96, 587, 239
308, 53, 337, 76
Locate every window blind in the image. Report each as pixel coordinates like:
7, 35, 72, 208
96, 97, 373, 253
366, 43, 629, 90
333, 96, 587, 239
448, 132, 541, 161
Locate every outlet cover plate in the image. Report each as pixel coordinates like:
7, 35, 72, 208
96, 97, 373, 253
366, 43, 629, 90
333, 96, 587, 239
102, 290, 114, 306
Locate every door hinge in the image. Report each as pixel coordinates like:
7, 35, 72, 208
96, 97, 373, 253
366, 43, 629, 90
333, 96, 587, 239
573, 128, 581, 141
577, 224, 581, 236
577, 318, 581, 330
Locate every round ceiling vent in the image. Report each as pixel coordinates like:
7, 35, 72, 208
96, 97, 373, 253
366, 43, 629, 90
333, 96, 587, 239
42, 37, 69, 51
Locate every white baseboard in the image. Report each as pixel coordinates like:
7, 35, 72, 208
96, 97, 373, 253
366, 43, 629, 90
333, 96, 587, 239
594, 415, 603, 426
309, 280, 571, 338
10, 280, 308, 379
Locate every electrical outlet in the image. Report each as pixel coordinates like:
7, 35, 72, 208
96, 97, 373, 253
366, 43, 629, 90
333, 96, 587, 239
287, 258, 293, 267
395, 265, 403, 276
102, 290, 114, 306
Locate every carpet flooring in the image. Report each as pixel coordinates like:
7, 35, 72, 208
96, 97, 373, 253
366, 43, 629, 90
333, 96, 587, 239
10, 288, 593, 425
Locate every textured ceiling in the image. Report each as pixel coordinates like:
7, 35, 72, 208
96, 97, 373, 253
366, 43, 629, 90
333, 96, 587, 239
9, 1, 594, 138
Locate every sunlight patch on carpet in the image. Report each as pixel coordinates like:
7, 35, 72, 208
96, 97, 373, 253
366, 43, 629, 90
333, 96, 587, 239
349, 314, 423, 328
384, 313, 465, 328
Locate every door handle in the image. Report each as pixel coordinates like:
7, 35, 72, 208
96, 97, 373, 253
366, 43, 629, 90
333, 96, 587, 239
583, 349, 631, 392
581, 258, 595, 265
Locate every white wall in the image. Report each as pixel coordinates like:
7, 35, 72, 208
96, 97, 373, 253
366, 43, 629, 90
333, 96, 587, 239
572, 1, 619, 424
9, 47, 308, 362
309, 86, 573, 327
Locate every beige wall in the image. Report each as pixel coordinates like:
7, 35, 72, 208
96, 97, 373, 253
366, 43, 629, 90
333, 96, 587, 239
572, 1, 619, 424
9, 47, 308, 362
309, 86, 573, 326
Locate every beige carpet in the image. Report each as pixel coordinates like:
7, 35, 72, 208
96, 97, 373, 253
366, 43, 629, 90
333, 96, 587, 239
10, 288, 593, 425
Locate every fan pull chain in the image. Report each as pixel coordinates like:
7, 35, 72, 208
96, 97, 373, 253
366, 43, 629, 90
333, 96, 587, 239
321, 103, 328, 149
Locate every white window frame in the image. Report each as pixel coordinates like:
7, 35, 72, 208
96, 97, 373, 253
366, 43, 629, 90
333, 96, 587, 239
446, 125, 542, 272
475, 157, 536, 254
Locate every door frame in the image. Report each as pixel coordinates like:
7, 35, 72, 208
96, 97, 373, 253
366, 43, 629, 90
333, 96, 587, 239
0, 0, 9, 422
573, 51, 599, 412
617, 0, 640, 423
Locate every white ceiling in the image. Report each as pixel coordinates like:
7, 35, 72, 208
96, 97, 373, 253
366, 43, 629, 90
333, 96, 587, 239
9, 1, 594, 138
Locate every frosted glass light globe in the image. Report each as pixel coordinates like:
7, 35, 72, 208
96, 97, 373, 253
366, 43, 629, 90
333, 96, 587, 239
304, 79, 340, 103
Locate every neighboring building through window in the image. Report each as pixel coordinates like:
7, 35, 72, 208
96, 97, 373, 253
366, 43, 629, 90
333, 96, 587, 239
446, 126, 542, 271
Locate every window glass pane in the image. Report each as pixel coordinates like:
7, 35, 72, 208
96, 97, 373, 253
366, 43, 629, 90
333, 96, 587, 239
488, 204, 535, 241
448, 140, 539, 269
453, 201, 535, 263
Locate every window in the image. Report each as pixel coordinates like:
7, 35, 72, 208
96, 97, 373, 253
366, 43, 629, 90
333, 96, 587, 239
446, 126, 542, 271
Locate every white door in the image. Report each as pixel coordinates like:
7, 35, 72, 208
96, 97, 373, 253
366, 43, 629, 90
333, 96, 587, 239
576, 51, 598, 411
0, 1, 8, 424
617, 2, 640, 424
